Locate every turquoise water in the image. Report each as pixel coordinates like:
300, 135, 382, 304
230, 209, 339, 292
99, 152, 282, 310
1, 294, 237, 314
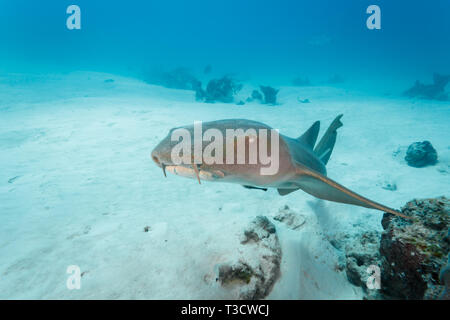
1, 0, 449, 91
0, 0, 449, 300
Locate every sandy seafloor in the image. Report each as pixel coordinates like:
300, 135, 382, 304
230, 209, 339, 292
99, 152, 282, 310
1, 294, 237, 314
0, 71, 448, 299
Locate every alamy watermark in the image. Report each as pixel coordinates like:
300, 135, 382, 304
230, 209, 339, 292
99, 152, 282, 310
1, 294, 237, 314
66, 5, 381, 31
169, 121, 280, 176
366, 5, 381, 30
66, 5, 81, 30
66, 265, 81, 290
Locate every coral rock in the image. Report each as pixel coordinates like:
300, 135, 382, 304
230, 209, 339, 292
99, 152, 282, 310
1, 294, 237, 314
217, 216, 281, 299
259, 86, 279, 105
380, 197, 449, 299
405, 141, 438, 168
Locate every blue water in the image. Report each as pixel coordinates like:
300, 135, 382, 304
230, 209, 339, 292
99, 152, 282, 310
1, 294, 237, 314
0, 0, 449, 300
1, 0, 449, 92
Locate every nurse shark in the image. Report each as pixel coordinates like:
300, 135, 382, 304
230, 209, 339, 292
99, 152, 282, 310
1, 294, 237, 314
151, 115, 410, 219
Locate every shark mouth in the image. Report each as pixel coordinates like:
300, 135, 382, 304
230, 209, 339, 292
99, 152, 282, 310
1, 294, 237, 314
163, 164, 224, 183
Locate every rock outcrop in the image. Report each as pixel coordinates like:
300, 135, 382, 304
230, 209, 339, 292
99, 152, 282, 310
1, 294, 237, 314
216, 216, 282, 299
405, 141, 438, 168
332, 197, 449, 299
380, 197, 449, 299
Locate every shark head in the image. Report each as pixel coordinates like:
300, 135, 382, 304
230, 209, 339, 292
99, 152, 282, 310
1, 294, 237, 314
151, 120, 284, 184
151, 132, 173, 175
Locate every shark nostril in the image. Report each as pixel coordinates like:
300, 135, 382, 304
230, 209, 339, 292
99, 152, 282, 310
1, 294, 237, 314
152, 155, 160, 164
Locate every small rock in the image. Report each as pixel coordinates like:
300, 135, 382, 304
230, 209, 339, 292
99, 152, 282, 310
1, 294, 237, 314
8, 176, 20, 184
439, 255, 450, 300
217, 262, 254, 285
297, 98, 310, 103
405, 141, 438, 167
273, 205, 306, 230
381, 181, 397, 191
344, 231, 381, 289
144, 226, 151, 232
217, 216, 281, 299
240, 216, 276, 244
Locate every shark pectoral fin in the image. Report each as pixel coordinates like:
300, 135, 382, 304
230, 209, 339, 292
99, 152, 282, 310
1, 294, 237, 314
243, 185, 268, 191
277, 188, 299, 196
294, 167, 411, 219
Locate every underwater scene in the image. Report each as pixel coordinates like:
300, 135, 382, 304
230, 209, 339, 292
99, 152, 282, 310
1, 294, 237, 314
0, 0, 449, 301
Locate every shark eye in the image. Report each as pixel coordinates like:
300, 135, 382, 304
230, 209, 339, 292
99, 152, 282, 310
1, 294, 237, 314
152, 155, 160, 164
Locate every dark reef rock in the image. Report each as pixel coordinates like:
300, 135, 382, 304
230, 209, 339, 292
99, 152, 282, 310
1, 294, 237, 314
381, 181, 397, 191
251, 90, 263, 101
195, 76, 242, 103
259, 86, 279, 105
380, 197, 449, 299
405, 141, 438, 168
404, 73, 450, 101
345, 231, 381, 289
216, 216, 281, 299
439, 255, 450, 300
297, 98, 310, 104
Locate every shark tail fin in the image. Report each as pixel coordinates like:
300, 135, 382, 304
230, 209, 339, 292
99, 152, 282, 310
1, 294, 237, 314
313, 114, 343, 165
297, 121, 320, 149
294, 164, 411, 219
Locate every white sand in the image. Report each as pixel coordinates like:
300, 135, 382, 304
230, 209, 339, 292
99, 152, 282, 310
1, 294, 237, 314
0, 72, 448, 299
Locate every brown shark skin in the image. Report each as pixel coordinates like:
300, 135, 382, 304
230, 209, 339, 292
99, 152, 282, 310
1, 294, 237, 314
151, 118, 410, 219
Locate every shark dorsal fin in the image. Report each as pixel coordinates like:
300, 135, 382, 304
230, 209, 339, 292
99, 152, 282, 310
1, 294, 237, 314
314, 114, 343, 165
297, 121, 320, 149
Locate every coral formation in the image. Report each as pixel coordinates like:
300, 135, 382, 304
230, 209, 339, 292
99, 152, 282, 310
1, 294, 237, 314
195, 76, 242, 103
332, 197, 449, 300
246, 89, 263, 103
404, 73, 450, 101
405, 141, 438, 168
216, 216, 281, 299
380, 197, 449, 299
259, 85, 279, 105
